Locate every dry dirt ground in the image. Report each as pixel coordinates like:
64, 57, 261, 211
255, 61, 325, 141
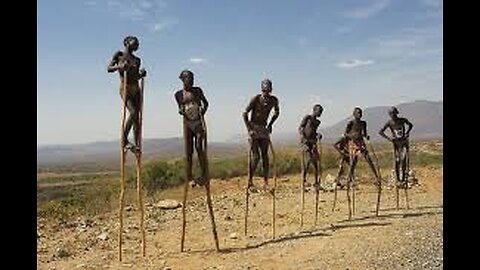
37, 166, 443, 269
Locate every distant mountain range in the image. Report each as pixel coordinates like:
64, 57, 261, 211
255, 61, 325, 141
38, 100, 442, 167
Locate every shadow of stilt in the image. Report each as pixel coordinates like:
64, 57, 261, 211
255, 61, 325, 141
219, 221, 390, 254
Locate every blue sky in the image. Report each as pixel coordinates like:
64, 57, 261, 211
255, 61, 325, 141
37, 0, 443, 145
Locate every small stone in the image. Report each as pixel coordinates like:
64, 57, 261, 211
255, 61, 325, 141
229, 233, 238, 239
125, 206, 133, 212
97, 232, 109, 241
54, 247, 70, 258
156, 199, 182, 210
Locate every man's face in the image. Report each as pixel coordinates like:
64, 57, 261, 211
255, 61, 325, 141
389, 111, 398, 120
353, 109, 362, 119
261, 81, 272, 96
127, 38, 139, 52
313, 106, 323, 117
182, 73, 194, 88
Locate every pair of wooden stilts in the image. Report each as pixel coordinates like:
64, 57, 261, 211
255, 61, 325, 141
180, 114, 220, 252
299, 140, 322, 228
330, 140, 382, 220
117, 73, 219, 260
118, 73, 146, 261
244, 135, 277, 239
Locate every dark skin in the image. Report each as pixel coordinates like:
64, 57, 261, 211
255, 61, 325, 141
344, 108, 381, 185
333, 136, 350, 188
174, 71, 209, 185
298, 105, 323, 187
243, 80, 280, 189
107, 36, 147, 151
379, 109, 413, 185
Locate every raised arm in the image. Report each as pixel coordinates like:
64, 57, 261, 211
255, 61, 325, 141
107, 51, 123, 73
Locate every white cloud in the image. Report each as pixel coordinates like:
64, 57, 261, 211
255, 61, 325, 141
344, 0, 390, 19
336, 59, 375, 69
96, 0, 171, 23
153, 18, 178, 32
190, 58, 206, 64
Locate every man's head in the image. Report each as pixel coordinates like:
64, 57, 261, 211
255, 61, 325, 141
313, 104, 323, 117
123, 36, 139, 52
261, 79, 273, 96
179, 69, 194, 89
388, 106, 399, 119
353, 107, 362, 120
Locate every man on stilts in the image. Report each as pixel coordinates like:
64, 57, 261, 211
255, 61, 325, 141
343, 107, 382, 220
242, 78, 280, 238
298, 104, 323, 226
379, 106, 413, 210
174, 69, 219, 252
108, 35, 147, 261
243, 79, 280, 192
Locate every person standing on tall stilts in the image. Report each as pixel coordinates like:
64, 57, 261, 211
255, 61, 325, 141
108, 35, 147, 261
242, 78, 280, 237
343, 107, 382, 220
174, 69, 219, 252
298, 104, 323, 227
379, 106, 413, 210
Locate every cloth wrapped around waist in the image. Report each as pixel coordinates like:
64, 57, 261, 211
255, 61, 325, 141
348, 138, 367, 158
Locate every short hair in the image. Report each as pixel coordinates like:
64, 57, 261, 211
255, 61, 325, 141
179, 69, 194, 80
313, 104, 323, 111
353, 107, 362, 114
261, 78, 272, 87
389, 106, 399, 115
123, 36, 138, 46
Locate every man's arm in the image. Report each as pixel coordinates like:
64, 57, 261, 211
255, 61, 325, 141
344, 121, 353, 138
267, 98, 280, 133
174, 91, 184, 116
134, 57, 147, 80
333, 137, 345, 154
362, 121, 370, 140
405, 118, 414, 137
197, 88, 209, 115
298, 115, 309, 137
242, 96, 256, 131
379, 122, 392, 141
107, 51, 123, 73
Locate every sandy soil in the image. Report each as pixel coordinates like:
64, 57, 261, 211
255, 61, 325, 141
37, 166, 443, 270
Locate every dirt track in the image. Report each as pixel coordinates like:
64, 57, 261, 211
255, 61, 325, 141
37, 166, 443, 269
